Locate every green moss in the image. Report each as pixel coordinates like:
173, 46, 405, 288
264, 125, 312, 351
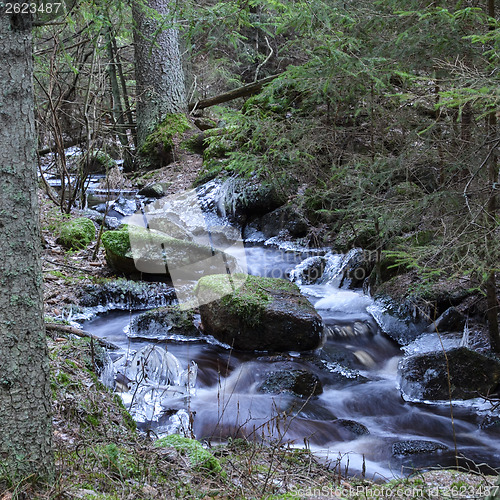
56, 217, 95, 250
140, 113, 191, 157
154, 435, 224, 476
101, 225, 131, 257
196, 274, 300, 326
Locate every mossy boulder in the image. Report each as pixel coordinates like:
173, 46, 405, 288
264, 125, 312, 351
101, 225, 238, 277
139, 113, 192, 168
128, 305, 198, 340
397, 347, 500, 401
154, 434, 224, 475
137, 182, 172, 198
56, 217, 95, 250
196, 274, 325, 352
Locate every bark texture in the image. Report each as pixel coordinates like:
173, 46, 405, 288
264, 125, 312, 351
133, 0, 187, 149
0, 14, 54, 480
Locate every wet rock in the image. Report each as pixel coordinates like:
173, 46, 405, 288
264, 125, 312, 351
56, 217, 95, 250
111, 196, 138, 216
101, 225, 239, 277
392, 440, 447, 456
337, 248, 374, 289
368, 296, 427, 346
196, 274, 325, 352
259, 205, 309, 239
289, 256, 326, 285
79, 278, 176, 311
397, 347, 500, 401
426, 307, 466, 333
128, 305, 199, 340
219, 178, 286, 223
336, 419, 370, 436
138, 182, 171, 198
319, 361, 369, 386
259, 370, 323, 398
479, 415, 500, 433
83, 209, 122, 230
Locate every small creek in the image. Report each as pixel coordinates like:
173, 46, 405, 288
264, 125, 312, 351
79, 180, 500, 479
82, 244, 500, 479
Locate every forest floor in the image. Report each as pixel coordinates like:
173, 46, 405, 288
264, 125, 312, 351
10, 167, 497, 498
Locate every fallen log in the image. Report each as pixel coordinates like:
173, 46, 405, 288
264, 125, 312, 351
188, 73, 282, 112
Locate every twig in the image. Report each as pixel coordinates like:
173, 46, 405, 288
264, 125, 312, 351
45, 322, 119, 350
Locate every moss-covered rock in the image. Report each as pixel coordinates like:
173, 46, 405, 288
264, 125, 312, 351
128, 305, 198, 340
154, 434, 224, 475
101, 224, 238, 277
139, 113, 192, 168
137, 182, 172, 198
56, 217, 95, 250
196, 274, 325, 352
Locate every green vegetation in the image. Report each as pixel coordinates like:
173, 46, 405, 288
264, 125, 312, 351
139, 113, 192, 164
154, 434, 224, 475
56, 217, 96, 250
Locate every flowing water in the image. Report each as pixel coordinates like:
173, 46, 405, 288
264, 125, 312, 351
76, 179, 500, 478
83, 244, 500, 479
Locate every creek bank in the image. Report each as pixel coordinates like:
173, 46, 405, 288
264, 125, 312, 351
196, 273, 325, 352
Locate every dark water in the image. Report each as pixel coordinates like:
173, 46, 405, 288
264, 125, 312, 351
84, 246, 500, 479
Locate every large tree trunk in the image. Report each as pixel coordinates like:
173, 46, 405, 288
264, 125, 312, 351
132, 0, 187, 152
0, 13, 54, 481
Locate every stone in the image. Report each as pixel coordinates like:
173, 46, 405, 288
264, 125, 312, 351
219, 177, 286, 223
392, 440, 447, 456
128, 305, 199, 340
79, 279, 176, 311
258, 369, 323, 398
138, 182, 171, 198
397, 347, 500, 401
196, 274, 325, 352
336, 419, 370, 436
426, 307, 466, 333
259, 205, 309, 239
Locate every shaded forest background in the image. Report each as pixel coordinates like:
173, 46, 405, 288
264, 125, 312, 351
34, 0, 500, 346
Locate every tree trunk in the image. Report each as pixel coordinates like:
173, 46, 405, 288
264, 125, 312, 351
132, 0, 187, 153
0, 13, 54, 480
485, 0, 500, 353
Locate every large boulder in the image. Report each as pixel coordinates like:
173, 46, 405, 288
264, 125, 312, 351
101, 225, 238, 277
196, 274, 325, 352
219, 178, 286, 223
397, 347, 500, 401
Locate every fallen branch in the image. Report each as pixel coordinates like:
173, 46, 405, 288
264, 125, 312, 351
45, 322, 119, 350
188, 73, 283, 112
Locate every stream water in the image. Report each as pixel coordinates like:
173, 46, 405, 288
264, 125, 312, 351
78, 180, 500, 479
81, 244, 500, 480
